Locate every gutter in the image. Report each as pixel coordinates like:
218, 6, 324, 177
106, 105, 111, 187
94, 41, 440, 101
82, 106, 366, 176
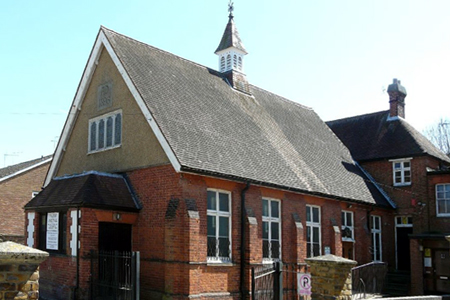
240, 182, 250, 299
355, 162, 397, 209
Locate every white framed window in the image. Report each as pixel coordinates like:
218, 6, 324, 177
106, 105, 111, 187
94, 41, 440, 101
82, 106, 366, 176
306, 205, 321, 257
262, 198, 281, 262
390, 158, 412, 186
207, 189, 231, 263
89, 110, 122, 153
436, 184, 450, 217
370, 215, 382, 262
341, 211, 354, 241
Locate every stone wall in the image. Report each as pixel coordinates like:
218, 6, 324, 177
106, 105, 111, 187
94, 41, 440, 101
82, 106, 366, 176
0, 242, 48, 300
305, 254, 357, 300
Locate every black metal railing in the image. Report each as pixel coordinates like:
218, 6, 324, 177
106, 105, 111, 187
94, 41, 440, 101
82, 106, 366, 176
90, 250, 140, 300
352, 261, 387, 299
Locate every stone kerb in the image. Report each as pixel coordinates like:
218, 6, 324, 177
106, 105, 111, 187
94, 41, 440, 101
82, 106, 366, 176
0, 242, 49, 300
305, 254, 357, 300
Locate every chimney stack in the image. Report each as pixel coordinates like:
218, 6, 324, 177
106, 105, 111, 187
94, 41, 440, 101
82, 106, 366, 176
387, 78, 407, 119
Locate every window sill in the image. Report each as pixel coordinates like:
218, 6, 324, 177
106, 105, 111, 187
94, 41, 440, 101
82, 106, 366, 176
207, 261, 234, 267
437, 214, 450, 218
393, 183, 411, 187
88, 144, 121, 155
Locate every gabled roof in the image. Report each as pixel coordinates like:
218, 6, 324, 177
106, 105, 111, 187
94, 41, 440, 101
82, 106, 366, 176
25, 171, 140, 211
0, 155, 52, 183
327, 110, 450, 163
215, 16, 247, 54
48, 27, 393, 207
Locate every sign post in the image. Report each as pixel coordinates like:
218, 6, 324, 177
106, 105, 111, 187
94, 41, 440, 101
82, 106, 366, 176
297, 272, 311, 297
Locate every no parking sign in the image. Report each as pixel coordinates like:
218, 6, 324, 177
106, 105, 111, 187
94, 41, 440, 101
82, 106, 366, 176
297, 273, 311, 296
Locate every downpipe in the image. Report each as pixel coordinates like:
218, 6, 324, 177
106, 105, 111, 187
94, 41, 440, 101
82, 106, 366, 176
240, 182, 250, 299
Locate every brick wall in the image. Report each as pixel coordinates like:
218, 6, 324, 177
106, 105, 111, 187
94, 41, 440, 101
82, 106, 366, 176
361, 156, 441, 234
29, 163, 397, 299
427, 173, 450, 233
127, 166, 395, 298
0, 163, 49, 242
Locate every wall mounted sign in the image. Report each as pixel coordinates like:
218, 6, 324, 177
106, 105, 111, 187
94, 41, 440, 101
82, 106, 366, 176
46, 212, 59, 250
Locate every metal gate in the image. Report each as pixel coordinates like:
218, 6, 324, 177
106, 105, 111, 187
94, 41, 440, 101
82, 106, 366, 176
251, 262, 309, 300
90, 250, 140, 300
252, 262, 281, 300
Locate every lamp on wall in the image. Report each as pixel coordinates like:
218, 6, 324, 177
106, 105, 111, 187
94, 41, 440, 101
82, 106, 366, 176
114, 213, 121, 221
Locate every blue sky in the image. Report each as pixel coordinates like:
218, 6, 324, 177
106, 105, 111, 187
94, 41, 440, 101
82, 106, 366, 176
1, 0, 450, 167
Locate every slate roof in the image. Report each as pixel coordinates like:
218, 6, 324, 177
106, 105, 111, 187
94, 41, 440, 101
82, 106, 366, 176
215, 16, 247, 54
0, 155, 52, 182
25, 171, 140, 211
327, 110, 450, 163
99, 27, 391, 206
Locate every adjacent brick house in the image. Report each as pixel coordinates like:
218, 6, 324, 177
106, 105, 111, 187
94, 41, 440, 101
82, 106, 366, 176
23, 10, 398, 300
0, 155, 51, 243
328, 79, 450, 295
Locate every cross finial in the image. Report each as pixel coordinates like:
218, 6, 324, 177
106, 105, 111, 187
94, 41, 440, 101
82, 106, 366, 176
228, 0, 234, 18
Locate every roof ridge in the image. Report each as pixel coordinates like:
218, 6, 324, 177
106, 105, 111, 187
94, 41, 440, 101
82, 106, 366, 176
327, 110, 389, 124
101, 26, 223, 77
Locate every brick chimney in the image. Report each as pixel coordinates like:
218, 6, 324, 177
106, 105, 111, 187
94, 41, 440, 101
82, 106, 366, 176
387, 78, 407, 119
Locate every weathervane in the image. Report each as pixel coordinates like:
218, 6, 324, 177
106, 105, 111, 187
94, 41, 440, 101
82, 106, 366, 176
228, 0, 234, 18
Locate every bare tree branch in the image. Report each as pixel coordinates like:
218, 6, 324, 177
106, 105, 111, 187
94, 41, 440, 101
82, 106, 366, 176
424, 118, 450, 157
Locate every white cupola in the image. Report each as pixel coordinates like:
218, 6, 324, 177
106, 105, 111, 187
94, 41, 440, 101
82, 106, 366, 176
215, 1, 250, 94
215, 1, 248, 73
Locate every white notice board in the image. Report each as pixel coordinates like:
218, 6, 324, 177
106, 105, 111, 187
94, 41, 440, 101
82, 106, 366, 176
46, 212, 59, 250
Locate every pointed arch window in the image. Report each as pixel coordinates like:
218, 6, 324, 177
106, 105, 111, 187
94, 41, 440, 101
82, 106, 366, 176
89, 110, 122, 153
238, 57, 242, 71
233, 55, 237, 69
226, 54, 231, 70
